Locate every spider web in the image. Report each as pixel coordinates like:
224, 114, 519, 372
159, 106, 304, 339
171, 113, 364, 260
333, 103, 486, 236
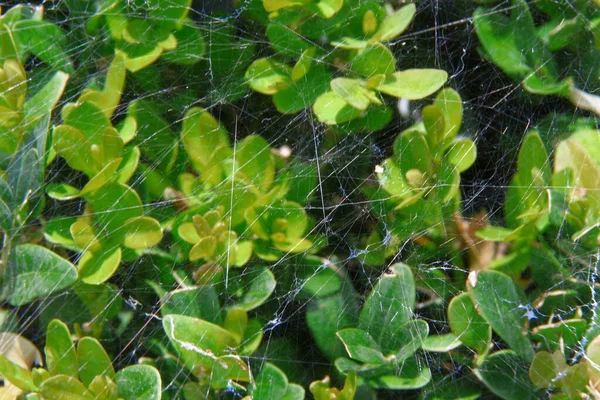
1, 0, 600, 399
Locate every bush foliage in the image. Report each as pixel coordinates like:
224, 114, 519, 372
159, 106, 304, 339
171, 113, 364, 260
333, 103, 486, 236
1, 0, 600, 399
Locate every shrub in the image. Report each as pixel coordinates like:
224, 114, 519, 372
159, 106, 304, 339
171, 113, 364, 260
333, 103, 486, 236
1, 1, 600, 399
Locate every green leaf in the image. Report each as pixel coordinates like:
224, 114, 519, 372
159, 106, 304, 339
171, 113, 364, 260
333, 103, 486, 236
445, 139, 476, 172
162, 21, 205, 65
63, 101, 110, 143
236, 267, 276, 311
310, 371, 357, 400
529, 351, 567, 389
469, 270, 534, 361
210, 355, 252, 389
393, 320, 429, 362
302, 264, 342, 297
473, 7, 532, 77
421, 333, 462, 352
371, 4, 416, 42
282, 383, 305, 400
126, 100, 177, 172
162, 314, 238, 373
448, 293, 491, 354
350, 43, 395, 77
223, 307, 248, 344
0, 355, 37, 392
291, 47, 316, 81
436, 163, 460, 203
88, 375, 118, 400
0, 197, 12, 232
40, 374, 95, 400
475, 350, 538, 399
77, 337, 115, 387
394, 130, 431, 175
122, 216, 163, 250
46, 183, 81, 200
160, 286, 222, 324
77, 247, 122, 285
267, 23, 310, 58
376, 158, 411, 199
252, 363, 289, 400
236, 135, 275, 191
8, 147, 43, 218
377, 69, 448, 100
433, 88, 463, 147
181, 107, 230, 184
80, 158, 122, 196
313, 90, 363, 125
307, 293, 359, 360
475, 225, 517, 242
315, 0, 343, 18
245, 58, 292, 95
115, 365, 161, 400
531, 319, 587, 350
263, 0, 303, 12
8, 244, 78, 306
517, 131, 550, 185
369, 359, 431, 390
337, 328, 387, 364
45, 319, 78, 377
569, 129, 600, 165
555, 139, 600, 192
12, 20, 73, 73
359, 263, 416, 354
24, 71, 69, 125
586, 335, 600, 381
274, 63, 331, 114
89, 183, 143, 240
331, 78, 380, 111
422, 105, 445, 148
53, 125, 96, 176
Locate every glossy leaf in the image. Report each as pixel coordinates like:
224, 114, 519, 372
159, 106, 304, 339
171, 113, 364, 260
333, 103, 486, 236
337, 328, 387, 364
45, 320, 78, 377
469, 270, 534, 361
162, 314, 238, 372
77, 337, 115, 387
359, 263, 416, 354
313, 90, 363, 125
252, 363, 289, 400
445, 139, 476, 172
448, 293, 491, 353
122, 216, 163, 250
115, 365, 161, 400
377, 69, 448, 100
0, 355, 37, 392
351, 43, 395, 77
24, 71, 69, 125
77, 247, 122, 285
246, 58, 292, 95
235, 267, 276, 311
475, 350, 538, 399
9, 244, 78, 306
371, 4, 416, 42
46, 183, 81, 201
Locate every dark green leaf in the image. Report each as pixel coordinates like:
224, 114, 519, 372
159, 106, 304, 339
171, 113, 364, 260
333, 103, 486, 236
115, 365, 161, 400
469, 271, 534, 361
8, 244, 77, 306
359, 263, 416, 354
475, 350, 538, 399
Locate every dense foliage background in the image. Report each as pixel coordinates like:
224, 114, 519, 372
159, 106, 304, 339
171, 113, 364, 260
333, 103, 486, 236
1, 0, 600, 399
